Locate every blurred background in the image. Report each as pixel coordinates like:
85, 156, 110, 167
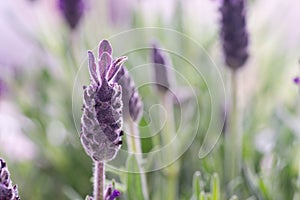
1, 0, 300, 199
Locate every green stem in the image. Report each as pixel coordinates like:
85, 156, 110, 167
225, 71, 241, 186
126, 120, 149, 200
160, 93, 180, 200
94, 161, 105, 200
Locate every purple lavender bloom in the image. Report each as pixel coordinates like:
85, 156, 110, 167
0, 158, 20, 200
107, 190, 120, 200
151, 44, 172, 94
104, 185, 120, 200
58, 0, 85, 30
294, 77, 300, 85
114, 66, 143, 122
219, 0, 249, 70
81, 40, 127, 162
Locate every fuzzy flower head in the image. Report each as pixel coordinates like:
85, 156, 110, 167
220, 0, 249, 70
0, 158, 20, 200
81, 40, 127, 162
58, 0, 85, 30
114, 66, 143, 122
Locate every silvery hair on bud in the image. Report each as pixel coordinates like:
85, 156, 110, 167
80, 40, 127, 162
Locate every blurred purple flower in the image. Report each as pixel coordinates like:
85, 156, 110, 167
104, 184, 120, 200
219, 0, 249, 70
107, 190, 120, 200
81, 40, 127, 162
294, 77, 300, 85
58, 0, 85, 30
0, 158, 20, 200
0, 79, 7, 98
108, 0, 133, 26
151, 43, 172, 94
114, 66, 143, 122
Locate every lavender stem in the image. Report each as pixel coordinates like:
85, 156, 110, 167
126, 120, 149, 200
161, 93, 180, 200
225, 71, 241, 185
94, 162, 105, 200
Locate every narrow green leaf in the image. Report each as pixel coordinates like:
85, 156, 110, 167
192, 171, 202, 200
206, 193, 212, 200
211, 173, 220, 200
126, 155, 145, 200
200, 192, 206, 200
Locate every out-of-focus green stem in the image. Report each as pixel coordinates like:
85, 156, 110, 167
94, 161, 105, 200
126, 120, 149, 200
160, 93, 180, 200
225, 71, 241, 186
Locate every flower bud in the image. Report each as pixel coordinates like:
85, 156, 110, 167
81, 40, 127, 162
219, 0, 249, 70
114, 66, 143, 122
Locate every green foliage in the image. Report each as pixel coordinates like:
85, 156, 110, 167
1, 0, 300, 199
126, 156, 145, 200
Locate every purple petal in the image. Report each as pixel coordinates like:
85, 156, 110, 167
88, 51, 99, 85
107, 56, 128, 81
99, 40, 113, 58
98, 52, 112, 80
108, 189, 121, 200
294, 77, 300, 85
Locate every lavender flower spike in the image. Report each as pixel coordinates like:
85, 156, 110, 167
114, 66, 143, 122
220, 0, 249, 70
81, 40, 127, 162
0, 158, 20, 200
58, 0, 85, 30
151, 44, 172, 94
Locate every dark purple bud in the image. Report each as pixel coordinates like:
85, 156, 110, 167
114, 66, 143, 122
81, 40, 127, 162
151, 43, 172, 94
0, 158, 20, 200
219, 0, 249, 70
58, 0, 85, 30
294, 77, 300, 85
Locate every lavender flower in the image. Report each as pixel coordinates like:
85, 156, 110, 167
219, 0, 249, 70
81, 40, 127, 162
294, 77, 300, 85
114, 66, 143, 122
58, 0, 85, 30
151, 44, 173, 94
0, 158, 20, 200
104, 185, 120, 200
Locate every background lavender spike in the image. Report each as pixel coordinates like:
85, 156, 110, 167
80, 40, 127, 162
219, 0, 249, 70
151, 44, 172, 94
114, 66, 143, 122
0, 158, 20, 200
58, 0, 85, 30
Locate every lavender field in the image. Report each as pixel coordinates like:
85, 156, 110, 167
1, 0, 300, 199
